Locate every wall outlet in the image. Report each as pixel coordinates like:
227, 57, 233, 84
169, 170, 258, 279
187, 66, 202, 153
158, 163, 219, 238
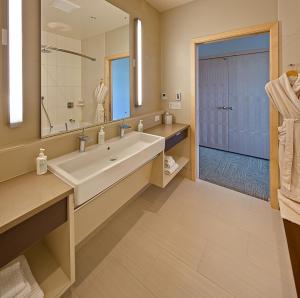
154, 115, 160, 122
169, 101, 182, 110
161, 92, 167, 100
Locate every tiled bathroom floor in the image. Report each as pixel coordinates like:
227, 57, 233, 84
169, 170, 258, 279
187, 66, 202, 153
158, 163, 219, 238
63, 177, 297, 298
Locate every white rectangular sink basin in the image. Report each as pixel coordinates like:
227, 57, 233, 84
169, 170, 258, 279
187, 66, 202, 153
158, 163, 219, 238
48, 132, 164, 207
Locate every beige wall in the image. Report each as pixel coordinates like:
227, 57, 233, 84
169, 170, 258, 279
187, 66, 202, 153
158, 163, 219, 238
160, 0, 278, 123
0, 0, 161, 149
278, 0, 300, 72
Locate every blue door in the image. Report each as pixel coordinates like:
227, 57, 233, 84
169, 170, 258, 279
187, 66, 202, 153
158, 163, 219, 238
111, 57, 130, 121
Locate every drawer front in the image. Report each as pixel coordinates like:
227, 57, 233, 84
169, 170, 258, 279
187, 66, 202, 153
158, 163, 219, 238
165, 128, 188, 152
0, 198, 67, 268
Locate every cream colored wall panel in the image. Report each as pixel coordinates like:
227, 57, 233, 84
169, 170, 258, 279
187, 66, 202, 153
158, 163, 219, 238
278, 0, 300, 72
75, 161, 153, 245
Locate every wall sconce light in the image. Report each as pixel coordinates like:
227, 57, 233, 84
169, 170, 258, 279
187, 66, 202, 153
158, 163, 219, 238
8, 0, 23, 126
134, 18, 142, 107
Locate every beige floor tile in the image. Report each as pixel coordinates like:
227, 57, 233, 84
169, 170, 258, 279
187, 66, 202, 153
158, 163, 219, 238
68, 178, 296, 298
197, 242, 287, 298
110, 225, 162, 282
77, 256, 155, 298
143, 249, 233, 298
177, 208, 249, 257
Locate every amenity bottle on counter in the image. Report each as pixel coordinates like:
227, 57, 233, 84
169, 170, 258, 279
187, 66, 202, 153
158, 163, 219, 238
164, 112, 173, 125
36, 148, 47, 175
138, 120, 144, 132
98, 126, 105, 145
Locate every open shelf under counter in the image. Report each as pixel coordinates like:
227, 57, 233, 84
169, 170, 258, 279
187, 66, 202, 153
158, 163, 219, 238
149, 123, 191, 188
0, 172, 75, 298
25, 241, 72, 298
163, 156, 189, 187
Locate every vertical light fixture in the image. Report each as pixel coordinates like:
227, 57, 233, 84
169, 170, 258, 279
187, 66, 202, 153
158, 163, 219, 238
8, 0, 23, 126
135, 18, 142, 107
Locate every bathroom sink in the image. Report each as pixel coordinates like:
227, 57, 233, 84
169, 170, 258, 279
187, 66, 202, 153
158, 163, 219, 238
48, 132, 164, 207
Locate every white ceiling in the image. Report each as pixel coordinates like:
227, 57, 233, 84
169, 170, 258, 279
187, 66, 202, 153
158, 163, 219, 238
146, 0, 195, 12
41, 0, 129, 40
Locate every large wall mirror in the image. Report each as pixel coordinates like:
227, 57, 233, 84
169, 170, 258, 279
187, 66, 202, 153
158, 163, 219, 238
41, 0, 130, 137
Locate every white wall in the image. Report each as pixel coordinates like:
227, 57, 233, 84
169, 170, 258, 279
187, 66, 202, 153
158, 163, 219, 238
278, 0, 300, 72
81, 25, 130, 123
81, 33, 106, 123
41, 31, 82, 130
160, 0, 278, 123
105, 25, 130, 57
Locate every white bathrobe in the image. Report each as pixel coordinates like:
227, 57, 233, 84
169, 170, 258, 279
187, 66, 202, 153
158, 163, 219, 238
266, 73, 300, 225
94, 82, 108, 124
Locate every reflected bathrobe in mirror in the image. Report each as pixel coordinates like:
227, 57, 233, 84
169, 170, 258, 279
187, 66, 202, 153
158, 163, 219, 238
266, 73, 300, 224
94, 82, 108, 124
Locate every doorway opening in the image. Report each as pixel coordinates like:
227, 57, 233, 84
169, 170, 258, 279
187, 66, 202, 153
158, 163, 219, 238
196, 33, 270, 200
105, 53, 130, 122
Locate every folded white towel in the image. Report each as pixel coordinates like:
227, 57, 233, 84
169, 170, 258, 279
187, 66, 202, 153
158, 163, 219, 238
164, 159, 176, 169
164, 163, 179, 175
164, 155, 176, 168
0, 262, 26, 298
17, 255, 44, 298
0, 256, 44, 298
165, 155, 175, 163
15, 282, 31, 298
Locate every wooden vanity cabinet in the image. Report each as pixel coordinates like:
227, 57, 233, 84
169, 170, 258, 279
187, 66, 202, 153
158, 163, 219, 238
0, 198, 68, 268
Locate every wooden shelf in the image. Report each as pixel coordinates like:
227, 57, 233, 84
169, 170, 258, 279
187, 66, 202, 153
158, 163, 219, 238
163, 156, 189, 187
25, 241, 72, 298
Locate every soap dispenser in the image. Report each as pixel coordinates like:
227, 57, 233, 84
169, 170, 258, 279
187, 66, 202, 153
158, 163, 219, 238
138, 120, 144, 132
98, 126, 105, 145
36, 148, 47, 175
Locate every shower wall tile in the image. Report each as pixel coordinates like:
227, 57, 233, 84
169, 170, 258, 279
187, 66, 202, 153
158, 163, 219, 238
41, 31, 83, 132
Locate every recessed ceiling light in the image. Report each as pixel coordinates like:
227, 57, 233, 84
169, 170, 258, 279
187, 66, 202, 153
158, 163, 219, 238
51, 0, 80, 13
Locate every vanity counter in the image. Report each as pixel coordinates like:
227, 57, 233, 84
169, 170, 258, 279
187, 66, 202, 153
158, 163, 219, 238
145, 123, 189, 139
0, 171, 73, 233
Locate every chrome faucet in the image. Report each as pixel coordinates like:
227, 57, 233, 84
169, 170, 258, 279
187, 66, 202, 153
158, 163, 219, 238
120, 120, 131, 138
79, 128, 89, 152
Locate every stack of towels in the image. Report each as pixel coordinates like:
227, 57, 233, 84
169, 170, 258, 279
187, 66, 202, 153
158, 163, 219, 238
164, 155, 179, 175
0, 255, 44, 298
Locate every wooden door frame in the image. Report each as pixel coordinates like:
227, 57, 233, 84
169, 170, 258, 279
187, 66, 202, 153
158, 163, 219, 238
104, 52, 130, 122
191, 22, 280, 209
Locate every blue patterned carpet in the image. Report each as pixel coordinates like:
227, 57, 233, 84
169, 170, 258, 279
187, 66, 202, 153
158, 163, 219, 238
199, 146, 270, 201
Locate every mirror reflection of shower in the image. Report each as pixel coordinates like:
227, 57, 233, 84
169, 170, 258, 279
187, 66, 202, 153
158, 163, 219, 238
41, 96, 53, 131
41, 45, 96, 61
41, 0, 130, 138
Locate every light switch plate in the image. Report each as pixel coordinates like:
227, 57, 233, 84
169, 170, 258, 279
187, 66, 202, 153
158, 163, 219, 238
169, 101, 182, 110
154, 115, 160, 122
2, 29, 7, 45
176, 92, 182, 101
